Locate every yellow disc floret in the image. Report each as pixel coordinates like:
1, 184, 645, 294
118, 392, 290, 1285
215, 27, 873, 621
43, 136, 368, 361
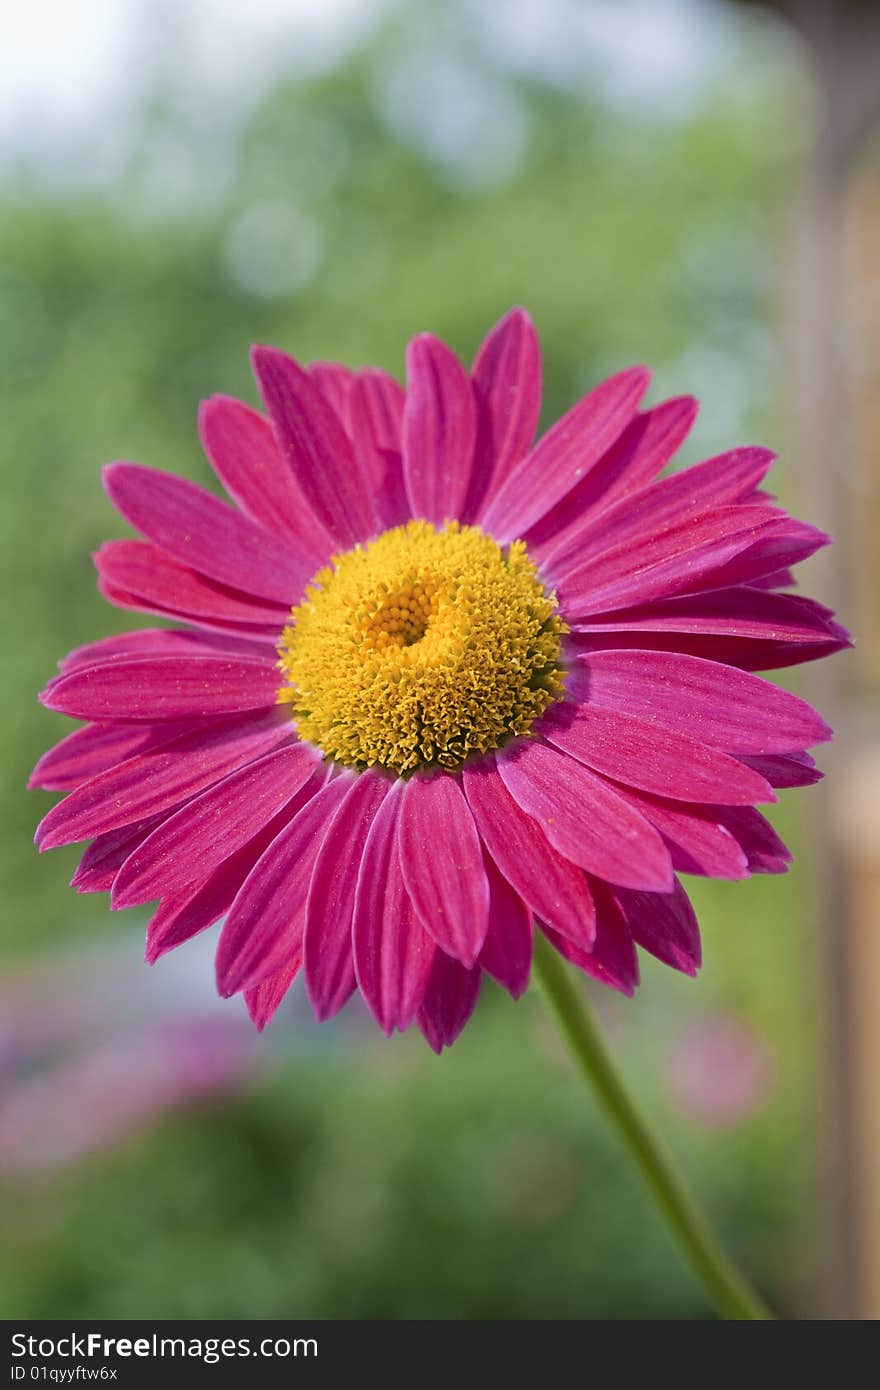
277, 520, 567, 775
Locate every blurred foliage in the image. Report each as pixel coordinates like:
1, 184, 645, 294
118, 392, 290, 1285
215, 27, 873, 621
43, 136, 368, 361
1, 971, 806, 1320
0, 5, 823, 1319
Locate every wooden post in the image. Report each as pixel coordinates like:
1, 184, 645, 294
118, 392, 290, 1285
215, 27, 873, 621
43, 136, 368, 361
737, 0, 880, 1318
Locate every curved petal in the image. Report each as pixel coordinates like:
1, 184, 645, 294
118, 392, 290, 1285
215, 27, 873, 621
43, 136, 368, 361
29, 720, 194, 792
566, 626, 848, 674
94, 540, 290, 629
35, 709, 293, 849
539, 702, 775, 805
72, 814, 168, 894
714, 805, 792, 874
600, 783, 749, 880
252, 346, 376, 549
751, 567, 796, 590
738, 751, 821, 788
96, 577, 279, 645
466, 306, 541, 520
216, 777, 351, 997
613, 880, 701, 976
417, 953, 482, 1053
541, 445, 775, 582
348, 370, 409, 530
462, 758, 596, 948
569, 588, 843, 646
199, 394, 332, 557
525, 396, 699, 564
309, 360, 356, 425
480, 366, 650, 543
111, 743, 321, 907
145, 788, 319, 962
478, 853, 533, 997
568, 649, 831, 754
398, 773, 489, 966
497, 741, 674, 892
304, 770, 392, 1022
402, 334, 477, 525
58, 627, 270, 673
244, 958, 302, 1031
103, 462, 310, 605
41, 652, 280, 722
679, 518, 829, 596
352, 783, 436, 1034
541, 887, 639, 995
556, 504, 782, 615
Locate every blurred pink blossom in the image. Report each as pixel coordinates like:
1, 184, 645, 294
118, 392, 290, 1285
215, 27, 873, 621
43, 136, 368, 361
0, 1022, 258, 1178
666, 1015, 773, 1128
0, 938, 263, 1182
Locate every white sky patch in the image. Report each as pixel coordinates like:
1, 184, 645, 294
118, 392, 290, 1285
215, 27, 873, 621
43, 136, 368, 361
0, 0, 392, 180
0, 0, 777, 188
471, 0, 739, 118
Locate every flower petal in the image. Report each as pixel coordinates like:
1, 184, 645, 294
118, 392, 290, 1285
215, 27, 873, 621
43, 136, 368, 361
568, 649, 832, 753
613, 881, 701, 976
566, 627, 848, 674
462, 758, 596, 948
244, 958, 302, 1031
541, 886, 639, 995
738, 751, 821, 788
58, 628, 269, 673
199, 394, 332, 556
309, 361, 356, 424
348, 370, 409, 530
145, 790, 317, 963
403, 334, 477, 525
556, 504, 783, 615
304, 770, 392, 1022
103, 462, 309, 605
417, 953, 482, 1053
35, 710, 293, 848
541, 446, 775, 582
72, 814, 168, 894
714, 805, 792, 874
601, 783, 749, 880
94, 540, 290, 629
467, 306, 541, 520
111, 743, 321, 907
751, 567, 796, 590
480, 366, 650, 542
398, 773, 489, 966
570, 588, 842, 646
540, 702, 775, 804
525, 397, 698, 561
216, 778, 351, 997
96, 578, 279, 645
497, 741, 674, 891
252, 345, 375, 549
29, 721, 191, 792
478, 853, 533, 997
352, 783, 436, 1034
41, 653, 280, 722
682, 519, 829, 595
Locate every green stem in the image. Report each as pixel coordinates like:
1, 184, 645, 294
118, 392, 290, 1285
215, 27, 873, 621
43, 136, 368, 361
531, 931, 774, 1320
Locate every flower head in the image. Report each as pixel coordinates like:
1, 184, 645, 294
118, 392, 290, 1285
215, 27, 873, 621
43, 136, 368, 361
31, 309, 848, 1049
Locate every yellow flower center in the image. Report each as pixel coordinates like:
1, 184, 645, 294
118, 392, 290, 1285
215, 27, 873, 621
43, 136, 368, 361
277, 520, 567, 775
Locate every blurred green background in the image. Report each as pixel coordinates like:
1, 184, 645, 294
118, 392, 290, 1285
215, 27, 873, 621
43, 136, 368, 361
1, 0, 826, 1318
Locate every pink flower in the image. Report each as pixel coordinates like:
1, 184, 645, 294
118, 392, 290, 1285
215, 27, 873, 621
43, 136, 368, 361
667, 1016, 774, 1129
31, 309, 847, 1049
0, 1023, 257, 1179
